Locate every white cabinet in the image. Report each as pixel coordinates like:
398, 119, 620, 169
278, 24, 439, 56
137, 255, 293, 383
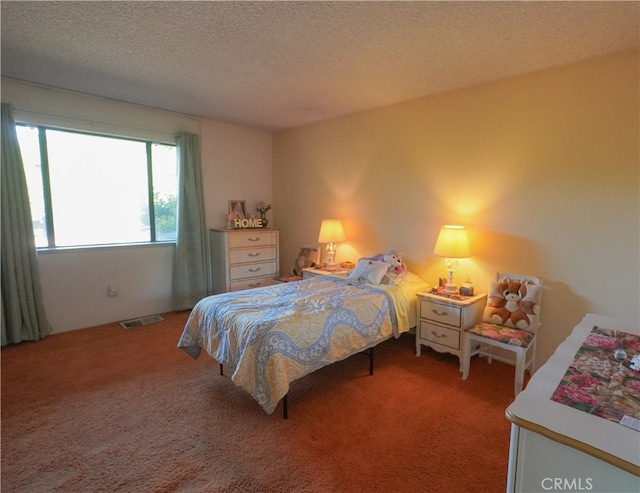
507, 426, 639, 493
210, 228, 279, 294
415, 291, 486, 370
505, 314, 640, 492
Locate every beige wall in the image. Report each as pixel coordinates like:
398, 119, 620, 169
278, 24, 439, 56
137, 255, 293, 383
200, 119, 272, 229
273, 50, 639, 367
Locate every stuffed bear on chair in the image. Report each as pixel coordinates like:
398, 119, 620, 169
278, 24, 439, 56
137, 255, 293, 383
486, 277, 540, 330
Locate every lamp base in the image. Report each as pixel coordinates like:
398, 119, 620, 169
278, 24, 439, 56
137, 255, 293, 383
443, 282, 458, 294
324, 242, 338, 271
324, 262, 338, 272
443, 263, 458, 294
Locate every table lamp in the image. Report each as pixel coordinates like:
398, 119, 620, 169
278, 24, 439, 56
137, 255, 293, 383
433, 225, 470, 294
318, 219, 345, 271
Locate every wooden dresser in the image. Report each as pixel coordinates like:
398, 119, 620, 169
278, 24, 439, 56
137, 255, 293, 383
210, 228, 279, 294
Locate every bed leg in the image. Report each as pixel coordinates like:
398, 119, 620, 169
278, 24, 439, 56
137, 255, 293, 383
283, 394, 288, 419
219, 363, 224, 376
369, 347, 374, 375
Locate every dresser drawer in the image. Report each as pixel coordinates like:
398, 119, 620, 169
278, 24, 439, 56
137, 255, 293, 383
419, 321, 460, 350
229, 276, 276, 292
229, 246, 277, 265
228, 230, 277, 248
420, 299, 462, 328
230, 261, 277, 280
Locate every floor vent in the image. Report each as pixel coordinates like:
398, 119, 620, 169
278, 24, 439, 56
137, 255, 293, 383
119, 314, 164, 329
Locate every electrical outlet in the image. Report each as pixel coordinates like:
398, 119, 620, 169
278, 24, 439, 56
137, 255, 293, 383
107, 285, 119, 297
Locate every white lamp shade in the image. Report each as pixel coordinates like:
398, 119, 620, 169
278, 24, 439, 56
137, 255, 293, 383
433, 225, 470, 258
318, 219, 346, 243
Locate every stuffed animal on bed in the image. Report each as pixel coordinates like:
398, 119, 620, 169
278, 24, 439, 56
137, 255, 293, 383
366, 248, 406, 277
349, 248, 415, 286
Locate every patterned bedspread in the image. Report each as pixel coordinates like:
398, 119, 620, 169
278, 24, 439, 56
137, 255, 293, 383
178, 276, 426, 414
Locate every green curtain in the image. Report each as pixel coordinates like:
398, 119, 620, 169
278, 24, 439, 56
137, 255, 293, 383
171, 132, 209, 311
1, 103, 51, 345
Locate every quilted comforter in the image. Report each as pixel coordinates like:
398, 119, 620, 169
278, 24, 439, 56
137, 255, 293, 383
178, 276, 427, 414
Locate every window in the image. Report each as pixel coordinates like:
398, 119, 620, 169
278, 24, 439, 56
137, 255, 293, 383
17, 124, 177, 248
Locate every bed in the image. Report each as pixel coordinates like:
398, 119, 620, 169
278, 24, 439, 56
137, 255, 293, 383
178, 265, 429, 417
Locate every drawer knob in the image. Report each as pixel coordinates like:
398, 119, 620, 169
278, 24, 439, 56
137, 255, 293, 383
431, 331, 447, 339
248, 267, 261, 272
248, 252, 261, 257
248, 282, 263, 287
247, 237, 261, 242
431, 309, 449, 317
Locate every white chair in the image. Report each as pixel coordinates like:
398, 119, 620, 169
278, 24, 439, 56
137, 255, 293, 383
461, 272, 543, 395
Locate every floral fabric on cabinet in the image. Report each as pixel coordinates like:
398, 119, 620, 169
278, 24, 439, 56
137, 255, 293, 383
550, 326, 640, 424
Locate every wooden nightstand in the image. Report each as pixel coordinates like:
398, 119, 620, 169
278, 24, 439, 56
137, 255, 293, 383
415, 291, 487, 370
302, 267, 349, 279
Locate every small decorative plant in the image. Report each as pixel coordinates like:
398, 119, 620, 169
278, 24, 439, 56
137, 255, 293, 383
256, 202, 272, 228
256, 202, 272, 216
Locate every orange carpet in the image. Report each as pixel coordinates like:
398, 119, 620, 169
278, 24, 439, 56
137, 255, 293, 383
2, 311, 519, 492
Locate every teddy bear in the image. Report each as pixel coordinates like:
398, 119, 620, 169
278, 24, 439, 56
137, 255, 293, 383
518, 285, 541, 318
292, 247, 317, 276
486, 278, 535, 329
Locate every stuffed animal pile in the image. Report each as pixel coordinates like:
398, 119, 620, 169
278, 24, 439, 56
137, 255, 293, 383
365, 248, 406, 278
347, 248, 416, 286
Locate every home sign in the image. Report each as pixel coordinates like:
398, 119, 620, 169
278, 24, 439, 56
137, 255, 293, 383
233, 218, 264, 229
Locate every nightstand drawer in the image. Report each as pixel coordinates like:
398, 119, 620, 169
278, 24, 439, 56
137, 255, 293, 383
230, 261, 277, 280
229, 246, 277, 264
420, 299, 462, 328
419, 321, 460, 350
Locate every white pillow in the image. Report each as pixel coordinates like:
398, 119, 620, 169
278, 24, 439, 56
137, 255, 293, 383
348, 259, 389, 285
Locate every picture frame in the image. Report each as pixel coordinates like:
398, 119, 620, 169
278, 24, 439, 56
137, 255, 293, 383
228, 200, 247, 219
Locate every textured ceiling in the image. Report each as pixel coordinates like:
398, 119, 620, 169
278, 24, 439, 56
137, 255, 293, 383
1, 1, 638, 131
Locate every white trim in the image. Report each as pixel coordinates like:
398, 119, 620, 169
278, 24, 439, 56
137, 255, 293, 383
3, 77, 201, 143
13, 109, 179, 144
